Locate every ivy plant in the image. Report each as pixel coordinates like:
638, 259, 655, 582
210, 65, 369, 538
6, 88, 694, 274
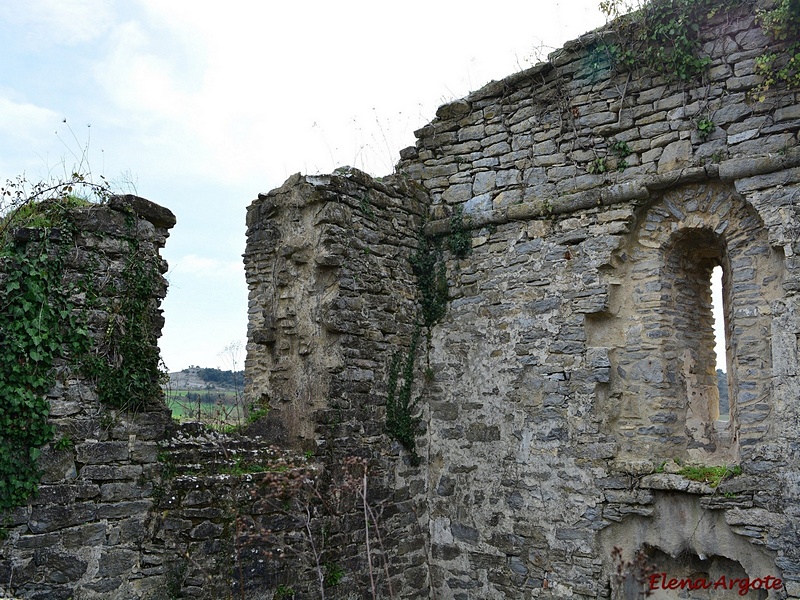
409, 234, 448, 330
752, 0, 800, 100
0, 178, 166, 510
385, 328, 423, 466
0, 203, 89, 511
598, 0, 739, 82
82, 235, 165, 411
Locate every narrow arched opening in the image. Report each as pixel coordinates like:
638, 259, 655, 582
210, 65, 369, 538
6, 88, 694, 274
666, 228, 733, 459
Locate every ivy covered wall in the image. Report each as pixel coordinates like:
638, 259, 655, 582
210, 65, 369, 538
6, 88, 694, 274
0, 195, 176, 600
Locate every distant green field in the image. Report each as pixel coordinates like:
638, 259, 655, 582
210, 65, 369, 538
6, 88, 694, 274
164, 388, 245, 424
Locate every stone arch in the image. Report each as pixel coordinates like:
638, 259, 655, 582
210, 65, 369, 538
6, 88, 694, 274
598, 493, 780, 600
588, 182, 783, 463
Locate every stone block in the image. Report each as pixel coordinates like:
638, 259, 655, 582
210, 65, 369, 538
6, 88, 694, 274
657, 140, 693, 173
442, 183, 472, 204
38, 448, 78, 483
80, 464, 143, 481
28, 502, 97, 534
76, 441, 129, 464
466, 424, 501, 442
97, 548, 138, 578
96, 500, 154, 520
35, 550, 88, 584
484, 141, 512, 157
450, 522, 479, 544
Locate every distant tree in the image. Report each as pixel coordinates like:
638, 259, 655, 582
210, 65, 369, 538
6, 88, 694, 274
196, 367, 243, 387
716, 369, 729, 418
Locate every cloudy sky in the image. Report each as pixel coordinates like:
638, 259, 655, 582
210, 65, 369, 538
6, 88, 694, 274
2, 0, 615, 371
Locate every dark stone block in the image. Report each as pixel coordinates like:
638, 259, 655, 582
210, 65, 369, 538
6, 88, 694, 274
28, 502, 97, 534
100, 481, 152, 502
130, 441, 159, 463
71, 207, 130, 237
189, 521, 224, 540
80, 464, 142, 481
451, 522, 479, 544
29, 484, 76, 506
109, 194, 176, 229
13, 227, 63, 243
252, 327, 277, 345
35, 549, 88, 583
98, 548, 138, 577
506, 490, 525, 510
96, 499, 153, 519
85, 576, 124, 593
0, 557, 35, 585
432, 543, 462, 560
466, 423, 500, 443
76, 441, 129, 464
436, 476, 455, 497
38, 447, 77, 483
21, 585, 75, 600
62, 523, 107, 547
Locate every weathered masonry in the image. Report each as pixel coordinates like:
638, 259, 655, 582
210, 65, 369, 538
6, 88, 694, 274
245, 1, 800, 599
1, 1, 798, 599
0, 196, 177, 600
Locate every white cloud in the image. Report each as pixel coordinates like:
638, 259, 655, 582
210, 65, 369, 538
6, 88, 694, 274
0, 96, 59, 137
94, 21, 191, 117
86, 0, 606, 186
0, 96, 63, 175
2, 0, 115, 46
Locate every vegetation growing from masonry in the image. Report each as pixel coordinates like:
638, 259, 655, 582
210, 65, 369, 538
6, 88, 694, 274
598, 0, 800, 96
410, 234, 448, 329
0, 171, 166, 510
696, 116, 716, 139
597, 0, 739, 82
82, 232, 165, 410
678, 464, 742, 488
0, 216, 82, 510
586, 139, 632, 174
0, 181, 100, 511
448, 206, 472, 260
385, 328, 423, 466
752, 0, 800, 100
385, 209, 473, 465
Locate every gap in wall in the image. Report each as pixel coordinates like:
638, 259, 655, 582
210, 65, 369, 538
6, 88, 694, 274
711, 265, 729, 421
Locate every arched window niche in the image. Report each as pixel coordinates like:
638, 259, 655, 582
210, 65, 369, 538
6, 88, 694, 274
664, 227, 734, 461
589, 183, 782, 465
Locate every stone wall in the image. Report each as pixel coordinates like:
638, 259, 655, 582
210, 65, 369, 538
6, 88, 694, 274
3, 1, 799, 598
393, 1, 800, 597
246, 1, 800, 599
244, 168, 432, 598
0, 196, 176, 600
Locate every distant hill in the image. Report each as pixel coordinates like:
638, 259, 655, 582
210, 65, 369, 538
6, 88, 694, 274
166, 366, 243, 390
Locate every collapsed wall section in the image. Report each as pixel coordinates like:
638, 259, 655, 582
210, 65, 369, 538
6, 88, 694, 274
243, 167, 432, 598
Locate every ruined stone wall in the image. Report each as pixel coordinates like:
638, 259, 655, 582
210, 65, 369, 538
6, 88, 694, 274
244, 168, 432, 598
0, 196, 176, 600
394, 1, 800, 597
246, 1, 800, 598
